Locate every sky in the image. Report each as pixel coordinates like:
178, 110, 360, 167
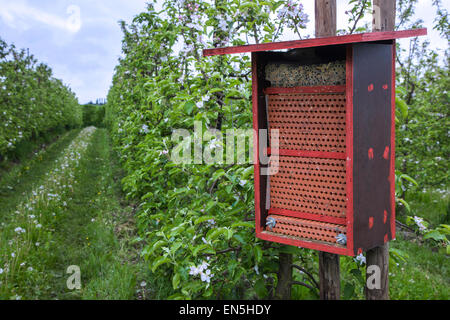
0, 0, 447, 104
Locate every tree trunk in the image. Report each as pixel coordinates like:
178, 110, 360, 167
372, 0, 396, 32
365, 244, 389, 299
315, 0, 337, 37
365, 0, 395, 300
319, 252, 340, 300
315, 0, 340, 301
274, 252, 292, 299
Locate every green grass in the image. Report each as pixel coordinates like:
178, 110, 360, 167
387, 189, 450, 299
389, 238, 449, 299
0, 128, 147, 300
0, 129, 81, 221
404, 189, 449, 226
61, 128, 142, 299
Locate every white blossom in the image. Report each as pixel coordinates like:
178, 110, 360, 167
354, 253, 366, 265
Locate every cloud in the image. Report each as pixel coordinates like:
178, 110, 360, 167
0, 0, 81, 33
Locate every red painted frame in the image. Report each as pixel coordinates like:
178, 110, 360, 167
266, 148, 346, 160
252, 52, 262, 235
203, 28, 426, 57
268, 208, 346, 225
390, 41, 396, 241
345, 45, 354, 255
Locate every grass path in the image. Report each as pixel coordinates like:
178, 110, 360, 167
0, 130, 80, 221
0, 128, 146, 300
49, 128, 144, 299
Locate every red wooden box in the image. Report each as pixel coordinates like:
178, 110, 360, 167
204, 29, 426, 256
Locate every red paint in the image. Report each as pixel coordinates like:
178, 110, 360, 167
252, 53, 261, 234
368, 148, 374, 159
369, 217, 374, 229
357, 248, 363, 255
203, 28, 427, 57
266, 148, 346, 160
368, 83, 374, 92
384, 234, 388, 243
268, 208, 346, 225
390, 43, 397, 240
345, 45, 354, 255
384, 210, 388, 224
263, 85, 345, 95
383, 146, 390, 159
257, 231, 352, 256
383, 84, 388, 90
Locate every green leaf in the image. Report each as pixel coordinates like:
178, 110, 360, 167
194, 215, 215, 225
397, 198, 411, 212
343, 283, 355, 300
350, 268, 364, 285
233, 234, 246, 244
152, 256, 171, 273
231, 221, 254, 228
279, 246, 301, 255
170, 241, 183, 255
254, 279, 268, 298
423, 230, 447, 241
389, 248, 409, 263
172, 273, 181, 290
254, 245, 263, 263
399, 174, 418, 186
192, 244, 214, 257
184, 101, 195, 115
395, 97, 408, 118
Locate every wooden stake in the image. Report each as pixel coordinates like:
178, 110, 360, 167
365, 243, 389, 299
319, 251, 340, 300
365, 0, 396, 300
372, 0, 396, 32
315, 0, 340, 300
274, 252, 293, 299
315, 0, 337, 37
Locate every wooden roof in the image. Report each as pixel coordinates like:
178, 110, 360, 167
203, 28, 427, 57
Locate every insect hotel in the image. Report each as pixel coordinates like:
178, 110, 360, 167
203, 28, 427, 256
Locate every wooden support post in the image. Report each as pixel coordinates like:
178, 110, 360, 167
365, 243, 389, 299
365, 0, 396, 300
315, 0, 340, 300
319, 251, 340, 300
372, 0, 396, 32
275, 252, 293, 299
315, 0, 337, 37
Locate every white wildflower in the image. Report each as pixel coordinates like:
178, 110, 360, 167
141, 124, 149, 134
354, 253, 366, 265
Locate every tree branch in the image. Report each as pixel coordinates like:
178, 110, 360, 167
291, 264, 319, 290
349, 0, 369, 34
203, 246, 241, 256
291, 280, 315, 291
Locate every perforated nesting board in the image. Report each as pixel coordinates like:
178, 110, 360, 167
268, 93, 346, 153
265, 214, 346, 246
265, 60, 346, 87
269, 156, 347, 218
